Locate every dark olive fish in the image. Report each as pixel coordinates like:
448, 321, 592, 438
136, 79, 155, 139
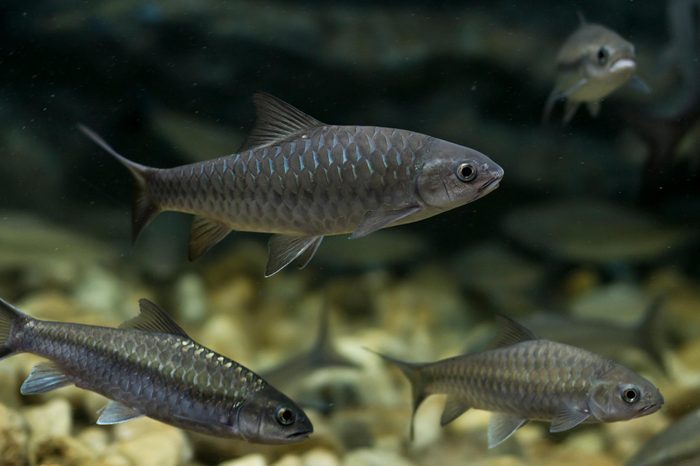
375, 316, 663, 448
0, 298, 312, 443
543, 13, 650, 124
525, 297, 667, 373
626, 408, 700, 466
80, 93, 503, 276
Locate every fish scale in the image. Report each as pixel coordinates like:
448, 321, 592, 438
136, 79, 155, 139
0, 298, 312, 442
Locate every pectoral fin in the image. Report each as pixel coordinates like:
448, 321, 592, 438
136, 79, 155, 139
488, 413, 528, 448
350, 205, 422, 239
440, 396, 471, 426
550, 405, 590, 433
266, 234, 323, 277
97, 401, 143, 425
587, 101, 601, 117
188, 216, 232, 261
629, 75, 652, 94
20, 362, 72, 395
563, 100, 581, 125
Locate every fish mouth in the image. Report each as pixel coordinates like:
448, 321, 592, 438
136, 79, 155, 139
609, 58, 636, 74
478, 174, 503, 194
638, 403, 661, 415
286, 429, 313, 440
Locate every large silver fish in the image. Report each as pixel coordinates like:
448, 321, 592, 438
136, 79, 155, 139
80, 93, 504, 276
0, 298, 312, 443
543, 14, 650, 124
375, 315, 663, 448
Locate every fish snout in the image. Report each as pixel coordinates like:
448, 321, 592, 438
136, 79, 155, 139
609, 57, 636, 74
478, 165, 504, 194
638, 390, 664, 416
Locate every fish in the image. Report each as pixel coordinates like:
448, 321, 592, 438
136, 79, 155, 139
261, 302, 358, 388
525, 297, 667, 373
543, 13, 650, 124
626, 408, 700, 466
373, 315, 663, 448
79, 93, 504, 277
0, 297, 313, 444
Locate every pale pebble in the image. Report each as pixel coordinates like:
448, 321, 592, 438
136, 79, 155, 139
302, 447, 340, 466
343, 448, 415, 466
218, 453, 268, 466
23, 398, 72, 439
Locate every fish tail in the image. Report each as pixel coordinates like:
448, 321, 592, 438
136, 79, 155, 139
308, 303, 359, 371
78, 124, 161, 242
636, 295, 667, 373
0, 298, 30, 359
370, 349, 428, 440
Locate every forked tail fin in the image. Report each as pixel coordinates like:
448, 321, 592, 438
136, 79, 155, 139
369, 349, 429, 440
0, 298, 29, 360
78, 125, 161, 241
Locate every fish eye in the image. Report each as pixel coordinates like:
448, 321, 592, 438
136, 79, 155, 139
621, 386, 640, 404
456, 162, 478, 182
275, 406, 296, 426
597, 47, 609, 65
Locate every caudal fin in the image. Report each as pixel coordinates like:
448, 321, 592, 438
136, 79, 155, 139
369, 350, 428, 440
78, 125, 160, 241
0, 298, 29, 360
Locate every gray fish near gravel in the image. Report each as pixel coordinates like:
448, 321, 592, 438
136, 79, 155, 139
375, 315, 663, 448
80, 93, 503, 276
0, 298, 312, 443
543, 13, 650, 124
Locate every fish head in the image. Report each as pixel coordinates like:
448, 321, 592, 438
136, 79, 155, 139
416, 138, 504, 210
587, 364, 664, 422
235, 389, 313, 443
580, 26, 637, 87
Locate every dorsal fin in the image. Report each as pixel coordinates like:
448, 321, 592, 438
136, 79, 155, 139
577, 11, 587, 26
119, 299, 189, 337
492, 314, 537, 348
240, 93, 324, 151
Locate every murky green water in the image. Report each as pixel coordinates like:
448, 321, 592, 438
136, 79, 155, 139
0, 1, 698, 465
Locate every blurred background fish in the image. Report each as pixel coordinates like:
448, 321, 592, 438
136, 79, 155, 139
543, 13, 650, 124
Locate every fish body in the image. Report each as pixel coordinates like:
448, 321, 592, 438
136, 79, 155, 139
626, 408, 700, 466
80, 93, 503, 276
544, 15, 648, 124
0, 298, 312, 444
376, 316, 663, 448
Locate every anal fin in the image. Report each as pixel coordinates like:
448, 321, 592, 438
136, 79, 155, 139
188, 216, 232, 261
488, 412, 528, 448
440, 396, 471, 426
97, 401, 143, 425
266, 234, 322, 277
20, 362, 72, 395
